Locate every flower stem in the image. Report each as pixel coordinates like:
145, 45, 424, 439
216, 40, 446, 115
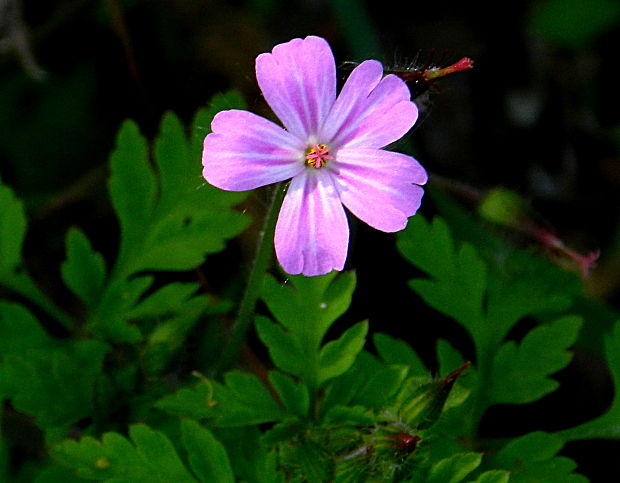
214, 183, 287, 375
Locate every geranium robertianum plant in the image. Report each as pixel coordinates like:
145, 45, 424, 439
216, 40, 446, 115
0, 34, 618, 483
202, 35, 427, 277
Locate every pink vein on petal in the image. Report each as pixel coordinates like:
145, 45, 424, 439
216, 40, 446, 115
334, 148, 427, 232
202, 110, 304, 191
275, 170, 348, 276
256, 36, 336, 141
320, 60, 384, 146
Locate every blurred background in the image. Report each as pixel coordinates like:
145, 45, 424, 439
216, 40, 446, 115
1, 0, 620, 479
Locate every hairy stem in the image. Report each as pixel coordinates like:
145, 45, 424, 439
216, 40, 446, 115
215, 183, 288, 374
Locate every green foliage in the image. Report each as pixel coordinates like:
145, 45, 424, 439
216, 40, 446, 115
557, 321, 620, 441
256, 272, 359, 389
52, 424, 198, 482
530, 0, 620, 48
0, 302, 109, 434
0, 181, 26, 279
1, 92, 618, 481
397, 215, 589, 479
61, 228, 107, 308
487, 432, 587, 482
397, 216, 582, 409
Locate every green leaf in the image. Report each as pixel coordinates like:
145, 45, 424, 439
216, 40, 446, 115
0, 180, 27, 278
373, 332, 428, 377
317, 321, 368, 386
61, 227, 106, 307
486, 265, 574, 346
153, 111, 195, 215
90, 276, 152, 342
427, 452, 482, 483
52, 424, 197, 482
268, 371, 310, 417
261, 272, 356, 346
256, 315, 307, 378
466, 470, 510, 483
34, 466, 85, 482
0, 302, 52, 357
155, 380, 218, 420
489, 431, 586, 482
108, 120, 157, 269
259, 272, 356, 388
214, 371, 284, 426
127, 283, 200, 319
142, 297, 208, 374
557, 321, 620, 440
399, 217, 487, 336
321, 351, 407, 414
181, 419, 234, 483
0, 340, 108, 431
108, 109, 249, 277
398, 215, 583, 441
489, 316, 582, 404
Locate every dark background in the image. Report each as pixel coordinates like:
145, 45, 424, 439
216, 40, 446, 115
1, 0, 620, 480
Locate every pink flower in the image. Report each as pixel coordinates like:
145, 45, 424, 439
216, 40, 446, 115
202, 36, 427, 276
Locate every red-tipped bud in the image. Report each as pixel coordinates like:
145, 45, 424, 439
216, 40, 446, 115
423, 57, 474, 80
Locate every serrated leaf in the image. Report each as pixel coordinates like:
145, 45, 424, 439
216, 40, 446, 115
215, 371, 284, 426
261, 272, 356, 346
256, 315, 307, 378
466, 470, 510, 483
408, 242, 486, 334
490, 431, 585, 482
0, 302, 52, 357
181, 419, 234, 483
61, 227, 106, 307
0, 181, 27, 278
109, 108, 249, 277
155, 380, 218, 420
260, 272, 356, 388
489, 316, 582, 404
557, 321, 620, 441
373, 332, 428, 377
136, 209, 248, 271
319, 351, 407, 417
427, 452, 482, 483
0, 340, 108, 430
127, 282, 200, 319
143, 297, 208, 374
397, 215, 456, 280
153, 112, 194, 214
348, 362, 407, 411
398, 215, 584, 439
108, 120, 156, 269
52, 424, 196, 482
90, 277, 151, 342
318, 321, 368, 385
486, 270, 574, 345
268, 371, 310, 417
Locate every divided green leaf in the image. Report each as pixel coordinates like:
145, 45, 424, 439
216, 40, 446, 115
52, 424, 197, 482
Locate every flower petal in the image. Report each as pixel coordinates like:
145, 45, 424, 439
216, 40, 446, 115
202, 110, 304, 191
340, 74, 418, 149
319, 60, 384, 144
256, 36, 336, 141
334, 148, 427, 232
275, 170, 349, 276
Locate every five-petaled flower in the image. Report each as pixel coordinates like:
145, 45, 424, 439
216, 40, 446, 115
202, 36, 427, 276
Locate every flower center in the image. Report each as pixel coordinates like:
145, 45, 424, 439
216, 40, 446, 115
305, 143, 332, 169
